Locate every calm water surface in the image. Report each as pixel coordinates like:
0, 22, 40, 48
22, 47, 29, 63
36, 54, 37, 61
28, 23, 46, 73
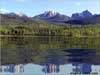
0, 36, 100, 75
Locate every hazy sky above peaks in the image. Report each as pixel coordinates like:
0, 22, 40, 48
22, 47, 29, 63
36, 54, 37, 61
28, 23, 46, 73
0, 0, 100, 16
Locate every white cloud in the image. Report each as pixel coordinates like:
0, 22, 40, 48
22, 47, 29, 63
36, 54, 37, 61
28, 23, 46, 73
75, 2, 81, 6
0, 8, 10, 13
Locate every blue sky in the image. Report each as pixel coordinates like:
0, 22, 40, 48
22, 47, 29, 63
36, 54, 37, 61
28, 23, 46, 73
0, 0, 100, 17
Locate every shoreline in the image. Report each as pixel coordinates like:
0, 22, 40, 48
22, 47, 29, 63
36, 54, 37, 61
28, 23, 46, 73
0, 35, 100, 38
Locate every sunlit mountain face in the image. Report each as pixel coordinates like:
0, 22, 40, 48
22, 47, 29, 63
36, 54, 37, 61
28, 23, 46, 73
1, 10, 100, 25
34, 10, 100, 24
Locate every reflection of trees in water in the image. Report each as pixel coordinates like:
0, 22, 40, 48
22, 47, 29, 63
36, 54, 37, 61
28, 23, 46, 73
1, 36, 100, 65
1, 36, 100, 49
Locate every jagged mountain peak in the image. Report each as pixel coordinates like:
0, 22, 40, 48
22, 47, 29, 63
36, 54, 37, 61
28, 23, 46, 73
82, 10, 91, 13
34, 11, 70, 22
35, 11, 60, 18
82, 10, 92, 17
72, 10, 92, 19
82, 10, 90, 13
44, 11, 58, 15
16, 12, 26, 17
1, 10, 100, 25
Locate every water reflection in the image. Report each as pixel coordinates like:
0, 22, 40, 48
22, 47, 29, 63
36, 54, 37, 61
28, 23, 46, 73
0, 63, 100, 75
71, 63, 92, 74
42, 64, 59, 73
0, 64, 24, 73
0, 36, 100, 74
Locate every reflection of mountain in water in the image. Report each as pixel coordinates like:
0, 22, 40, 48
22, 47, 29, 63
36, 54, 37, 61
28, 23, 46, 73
0, 64, 24, 73
0, 63, 100, 74
1, 36, 100, 65
63, 49, 100, 64
71, 63, 92, 74
42, 64, 59, 73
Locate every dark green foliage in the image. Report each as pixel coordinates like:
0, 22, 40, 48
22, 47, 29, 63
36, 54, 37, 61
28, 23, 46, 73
1, 37, 100, 65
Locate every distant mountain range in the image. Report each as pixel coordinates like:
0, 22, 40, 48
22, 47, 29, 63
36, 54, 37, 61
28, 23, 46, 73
1, 10, 100, 25
72, 10, 92, 19
34, 11, 70, 22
